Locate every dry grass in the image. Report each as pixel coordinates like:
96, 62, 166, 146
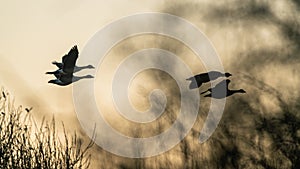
0, 88, 94, 169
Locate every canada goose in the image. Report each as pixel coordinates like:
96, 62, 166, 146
48, 74, 94, 86
202, 79, 246, 99
186, 71, 232, 89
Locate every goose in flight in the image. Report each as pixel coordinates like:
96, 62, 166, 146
186, 71, 232, 89
202, 79, 246, 99
47, 45, 94, 86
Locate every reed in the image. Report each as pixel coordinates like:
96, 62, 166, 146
0, 88, 94, 169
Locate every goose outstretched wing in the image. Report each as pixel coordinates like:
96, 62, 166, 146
62, 46, 79, 74
214, 79, 230, 89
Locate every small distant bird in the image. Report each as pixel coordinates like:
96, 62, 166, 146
186, 71, 232, 89
25, 107, 33, 113
202, 79, 246, 99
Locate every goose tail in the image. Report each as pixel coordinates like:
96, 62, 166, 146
45, 71, 54, 74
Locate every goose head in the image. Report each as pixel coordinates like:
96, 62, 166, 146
225, 72, 232, 77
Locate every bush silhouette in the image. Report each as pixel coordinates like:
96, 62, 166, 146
0, 88, 94, 169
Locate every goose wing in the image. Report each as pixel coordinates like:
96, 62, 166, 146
59, 73, 73, 84
214, 79, 230, 89
62, 46, 79, 74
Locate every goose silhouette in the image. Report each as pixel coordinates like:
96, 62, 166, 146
202, 79, 246, 99
47, 45, 94, 86
186, 71, 231, 89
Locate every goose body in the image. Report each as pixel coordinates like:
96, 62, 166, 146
48, 74, 94, 86
201, 79, 231, 95
46, 69, 66, 79
186, 71, 231, 89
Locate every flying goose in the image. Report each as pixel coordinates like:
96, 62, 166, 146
186, 71, 232, 89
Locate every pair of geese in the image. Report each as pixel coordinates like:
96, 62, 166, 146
186, 71, 246, 99
47, 46, 246, 99
46, 46, 94, 86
